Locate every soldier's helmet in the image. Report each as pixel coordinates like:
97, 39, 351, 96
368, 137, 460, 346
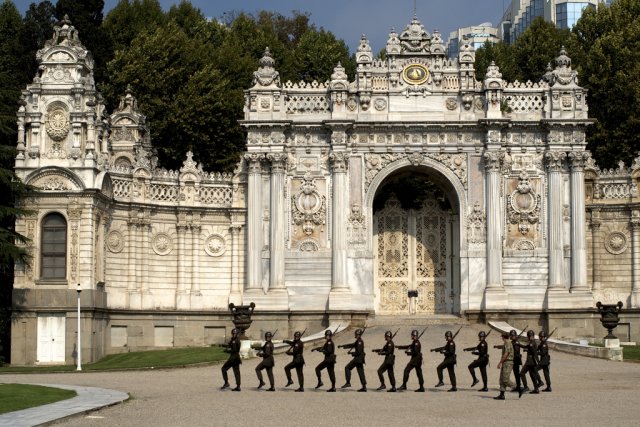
355, 328, 363, 336
445, 330, 453, 338
411, 329, 419, 337
509, 329, 517, 338
539, 331, 547, 339
231, 328, 239, 335
527, 330, 535, 338
478, 331, 486, 338
294, 331, 302, 339
385, 330, 392, 338
325, 329, 333, 337
265, 331, 273, 339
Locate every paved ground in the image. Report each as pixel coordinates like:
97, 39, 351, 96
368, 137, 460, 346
2, 324, 640, 427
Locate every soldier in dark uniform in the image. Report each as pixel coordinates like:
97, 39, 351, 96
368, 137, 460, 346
284, 331, 305, 392
255, 331, 275, 391
313, 329, 337, 392
339, 328, 367, 392
517, 330, 542, 394
536, 330, 552, 392
465, 331, 489, 391
509, 329, 523, 394
398, 329, 424, 392
372, 330, 396, 392
434, 330, 457, 392
221, 328, 241, 391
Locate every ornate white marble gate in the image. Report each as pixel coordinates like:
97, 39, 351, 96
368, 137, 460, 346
374, 194, 452, 315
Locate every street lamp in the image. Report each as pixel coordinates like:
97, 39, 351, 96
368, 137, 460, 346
76, 283, 82, 371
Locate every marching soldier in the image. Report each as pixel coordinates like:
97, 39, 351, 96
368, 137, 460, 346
464, 331, 489, 391
536, 330, 552, 392
372, 330, 396, 392
339, 328, 367, 392
517, 330, 542, 394
221, 328, 241, 391
397, 329, 424, 392
433, 330, 457, 391
255, 331, 275, 391
284, 331, 305, 392
509, 329, 523, 394
494, 332, 514, 400
313, 329, 337, 392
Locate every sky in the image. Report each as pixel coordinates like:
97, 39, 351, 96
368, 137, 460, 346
14, 0, 508, 53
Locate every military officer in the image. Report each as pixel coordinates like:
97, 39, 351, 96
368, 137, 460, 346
313, 329, 337, 392
398, 329, 424, 392
465, 331, 489, 391
536, 330, 552, 392
255, 331, 275, 391
372, 330, 397, 392
284, 331, 305, 392
434, 330, 457, 392
494, 332, 514, 400
221, 328, 241, 391
339, 329, 367, 392
517, 330, 542, 394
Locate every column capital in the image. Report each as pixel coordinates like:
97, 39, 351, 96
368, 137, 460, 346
568, 151, 591, 171
329, 151, 349, 173
243, 152, 265, 173
266, 152, 287, 173
545, 151, 567, 172
229, 224, 243, 234
630, 219, 640, 231
483, 151, 503, 172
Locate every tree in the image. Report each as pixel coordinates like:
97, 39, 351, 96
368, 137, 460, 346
103, 0, 165, 53
571, 0, 640, 168
293, 28, 354, 82
17, 1, 56, 86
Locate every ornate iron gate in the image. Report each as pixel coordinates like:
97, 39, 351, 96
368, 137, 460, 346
375, 194, 450, 314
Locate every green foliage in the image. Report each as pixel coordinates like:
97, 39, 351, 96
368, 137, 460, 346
0, 384, 76, 414
294, 29, 355, 82
103, 0, 165, 53
17, 1, 56, 85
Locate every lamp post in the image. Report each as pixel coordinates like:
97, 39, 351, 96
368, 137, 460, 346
76, 283, 82, 371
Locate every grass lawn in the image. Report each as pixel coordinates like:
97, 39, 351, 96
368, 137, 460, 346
0, 346, 227, 373
623, 345, 640, 361
0, 384, 76, 414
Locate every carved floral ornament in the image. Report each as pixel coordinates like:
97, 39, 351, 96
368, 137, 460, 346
45, 108, 70, 141
545, 151, 567, 172
107, 230, 124, 253
205, 234, 226, 257
605, 231, 628, 255
507, 171, 541, 235
152, 233, 172, 256
466, 202, 486, 244
292, 173, 326, 236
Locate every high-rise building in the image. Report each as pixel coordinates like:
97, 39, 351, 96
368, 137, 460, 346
447, 23, 500, 58
499, 0, 605, 43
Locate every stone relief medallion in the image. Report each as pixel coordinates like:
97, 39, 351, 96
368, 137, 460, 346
292, 173, 326, 236
204, 234, 226, 257
507, 172, 540, 235
152, 232, 172, 256
604, 231, 628, 255
374, 98, 387, 111
107, 230, 124, 253
514, 239, 535, 250
402, 64, 429, 85
445, 98, 458, 110
346, 97, 358, 111
299, 238, 319, 252
46, 109, 70, 141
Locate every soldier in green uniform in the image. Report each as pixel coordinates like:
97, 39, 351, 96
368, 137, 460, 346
397, 329, 424, 392
221, 328, 241, 391
494, 332, 514, 400
373, 330, 396, 392
465, 331, 489, 391
255, 331, 275, 391
284, 331, 305, 392
517, 330, 542, 394
433, 330, 457, 392
313, 329, 337, 392
339, 329, 367, 392
536, 330, 552, 392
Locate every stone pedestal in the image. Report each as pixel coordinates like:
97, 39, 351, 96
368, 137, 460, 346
242, 289, 289, 310
604, 338, 620, 348
141, 291, 154, 310
632, 291, 640, 309
484, 287, 508, 310
176, 292, 190, 310
546, 288, 592, 309
328, 289, 353, 311
128, 291, 141, 310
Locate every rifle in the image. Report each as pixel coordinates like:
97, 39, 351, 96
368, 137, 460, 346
546, 327, 558, 340
517, 325, 529, 340
272, 329, 278, 339
417, 327, 428, 340
452, 326, 464, 340
392, 327, 401, 339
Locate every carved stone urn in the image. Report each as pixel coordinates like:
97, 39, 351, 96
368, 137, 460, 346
596, 301, 623, 339
229, 302, 255, 339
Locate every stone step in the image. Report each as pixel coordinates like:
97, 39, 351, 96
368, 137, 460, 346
365, 314, 468, 327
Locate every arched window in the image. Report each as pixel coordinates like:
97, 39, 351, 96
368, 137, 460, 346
41, 213, 67, 280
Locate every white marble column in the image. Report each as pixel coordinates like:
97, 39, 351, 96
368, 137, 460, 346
229, 224, 243, 305
127, 221, 139, 308
244, 153, 264, 291
140, 222, 152, 308
631, 212, 640, 307
267, 153, 286, 291
329, 151, 349, 291
590, 209, 602, 291
483, 151, 503, 290
545, 151, 566, 290
191, 224, 201, 295
568, 152, 589, 292
176, 225, 187, 294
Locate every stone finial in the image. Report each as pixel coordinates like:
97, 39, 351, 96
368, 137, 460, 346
485, 61, 502, 80
45, 14, 82, 48
357, 34, 372, 53
399, 14, 430, 53
551, 46, 578, 86
331, 62, 348, 83
386, 27, 401, 55
252, 47, 281, 87
555, 46, 571, 69
542, 62, 555, 85
356, 35, 373, 64
115, 85, 139, 114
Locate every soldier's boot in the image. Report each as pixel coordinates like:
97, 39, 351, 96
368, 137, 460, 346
521, 386, 529, 392
327, 387, 336, 392
434, 381, 445, 387
471, 377, 479, 387
285, 378, 294, 387
398, 383, 407, 391
480, 386, 489, 392
315, 377, 323, 389
376, 384, 386, 391
518, 387, 523, 398
295, 387, 304, 392
257, 380, 265, 390
493, 391, 505, 400
220, 382, 230, 390
543, 387, 552, 392
357, 386, 367, 392
415, 387, 425, 392
388, 386, 397, 392
530, 388, 540, 394
341, 382, 351, 389
447, 386, 457, 392
232, 386, 241, 392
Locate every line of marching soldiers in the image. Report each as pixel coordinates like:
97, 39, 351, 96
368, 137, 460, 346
219, 326, 553, 400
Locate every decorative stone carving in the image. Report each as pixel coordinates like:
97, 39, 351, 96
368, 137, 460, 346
545, 151, 567, 172
445, 98, 458, 110
292, 173, 326, 236
45, 109, 69, 141
398, 15, 430, 53
467, 202, 486, 244
267, 152, 287, 173
348, 203, 367, 247
604, 231, 628, 255
374, 98, 387, 111
152, 232, 173, 256
507, 172, 541, 235
37, 177, 72, 191
328, 151, 348, 172
514, 239, 535, 250
252, 48, 280, 87
483, 151, 503, 172
204, 234, 226, 257
298, 238, 319, 252
568, 151, 591, 171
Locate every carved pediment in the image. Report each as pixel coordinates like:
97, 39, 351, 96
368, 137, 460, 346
27, 168, 83, 191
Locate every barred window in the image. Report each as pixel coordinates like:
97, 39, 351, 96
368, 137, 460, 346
41, 213, 67, 280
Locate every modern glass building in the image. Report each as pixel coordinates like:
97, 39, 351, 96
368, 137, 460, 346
447, 23, 500, 58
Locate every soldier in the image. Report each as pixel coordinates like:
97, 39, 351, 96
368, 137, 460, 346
397, 329, 424, 392
255, 331, 275, 391
284, 331, 305, 392
509, 329, 523, 394
464, 331, 489, 391
517, 330, 542, 394
220, 328, 241, 391
433, 330, 457, 392
313, 329, 337, 392
494, 332, 514, 400
536, 330, 552, 392
339, 328, 367, 392
372, 330, 396, 392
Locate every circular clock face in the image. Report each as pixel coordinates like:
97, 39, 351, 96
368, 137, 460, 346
403, 64, 429, 85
